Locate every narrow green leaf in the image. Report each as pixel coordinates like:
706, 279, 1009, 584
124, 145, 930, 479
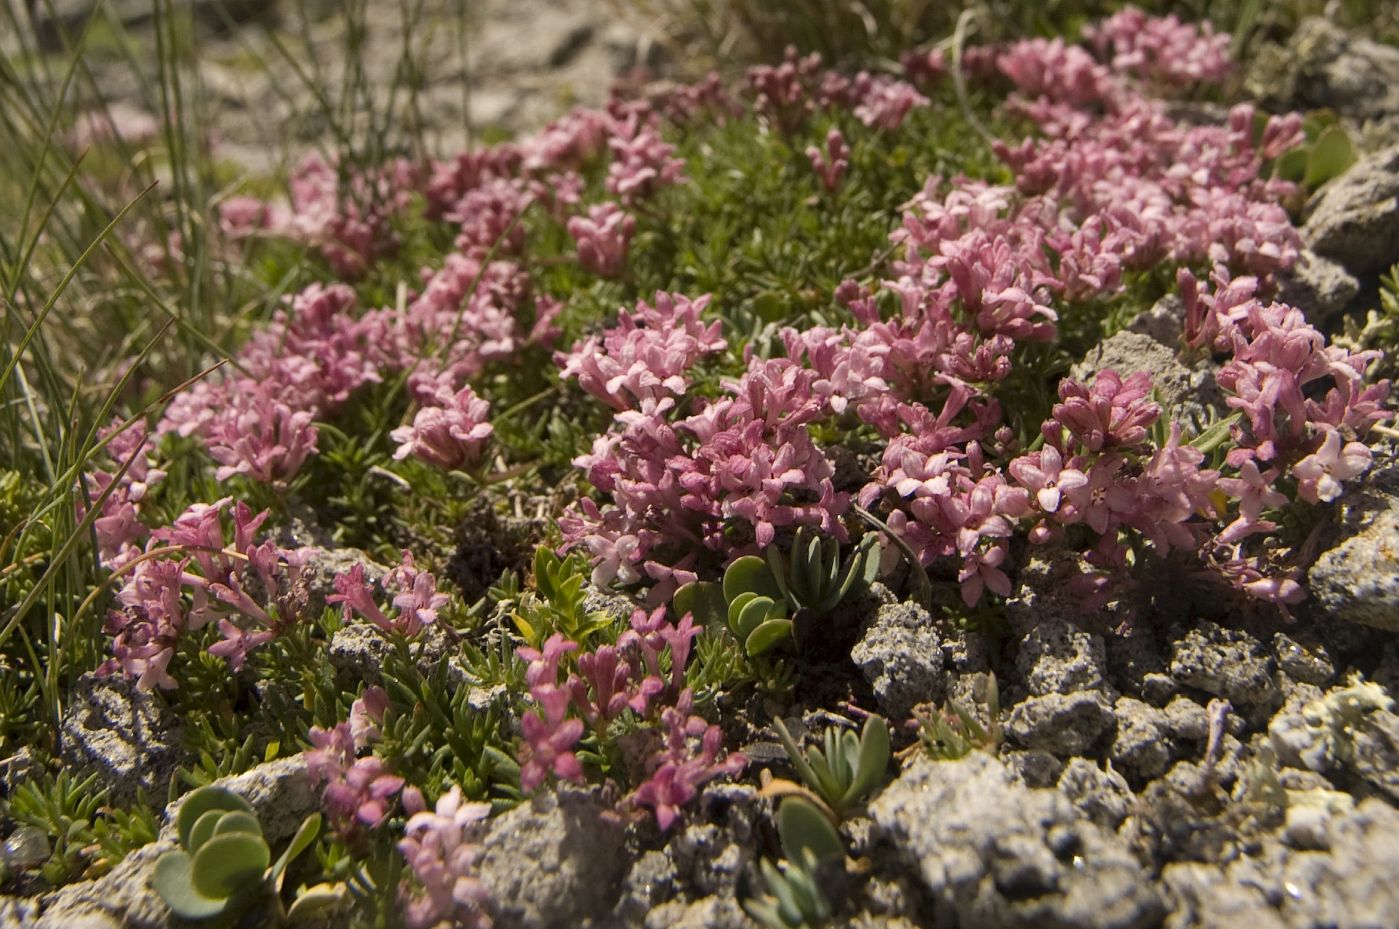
773, 717, 823, 795
271, 813, 322, 887
777, 796, 844, 864
842, 715, 891, 809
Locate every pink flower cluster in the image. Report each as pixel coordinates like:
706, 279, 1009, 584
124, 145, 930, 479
398, 785, 493, 929
391, 377, 494, 471
1084, 6, 1233, 88
561, 353, 850, 592
101, 499, 310, 689
305, 716, 405, 837
567, 202, 636, 278
82, 419, 167, 570
744, 47, 932, 133
328, 552, 449, 638
160, 283, 376, 485
514, 608, 743, 829
556, 292, 725, 412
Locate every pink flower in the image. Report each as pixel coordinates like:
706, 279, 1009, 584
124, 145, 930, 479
398, 785, 493, 929
806, 128, 850, 192
1050, 370, 1159, 454
568, 202, 636, 278
1291, 429, 1371, 504
1008, 445, 1088, 513
391, 383, 494, 472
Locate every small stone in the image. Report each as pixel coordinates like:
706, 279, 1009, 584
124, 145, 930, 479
477, 787, 627, 929
1245, 17, 1399, 122
869, 754, 1165, 929
1272, 633, 1335, 687
1310, 499, 1399, 632
1004, 749, 1064, 788
1014, 618, 1107, 697
1072, 330, 1224, 432
1056, 759, 1133, 830
1161, 695, 1210, 742
1169, 622, 1278, 710
851, 600, 945, 721
1111, 697, 1173, 781
57, 673, 188, 806
1303, 144, 1399, 278
1004, 691, 1115, 755
1274, 249, 1359, 327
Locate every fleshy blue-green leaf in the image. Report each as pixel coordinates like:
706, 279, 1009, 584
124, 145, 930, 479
152, 850, 232, 919
745, 617, 792, 656
176, 786, 253, 849
191, 832, 269, 899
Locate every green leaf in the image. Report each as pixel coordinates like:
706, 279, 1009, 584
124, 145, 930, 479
188, 809, 226, 856
764, 544, 794, 610
745, 618, 792, 656
673, 581, 727, 630
270, 813, 321, 886
176, 786, 253, 849
191, 832, 270, 899
153, 850, 232, 919
777, 796, 844, 864
212, 811, 263, 838
728, 591, 760, 634
841, 715, 890, 809
735, 596, 778, 640
286, 882, 347, 922
724, 555, 784, 603
774, 718, 823, 797
1274, 146, 1307, 183
1305, 124, 1355, 188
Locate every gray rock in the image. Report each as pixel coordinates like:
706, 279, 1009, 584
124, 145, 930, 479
1163, 798, 1399, 929
1004, 691, 1114, 756
57, 673, 188, 806
163, 757, 316, 845
1015, 618, 1108, 697
1310, 497, 1399, 632
1056, 759, 1133, 830
1127, 293, 1185, 347
326, 620, 458, 686
641, 897, 755, 929
476, 787, 627, 929
1161, 695, 1210, 742
33, 839, 184, 929
1272, 633, 1336, 687
1110, 697, 1174, 781
1303, 144, 1399, 277
869, 753, 1165, 929
609, 850, 678, 925
1274, 249, 1359, 327
1004, 749, 1064, 788
1071, 330, 1224, 433
1245, 17, 1399, 123
851, 600, 945, 720
1168, 622, 1278, 711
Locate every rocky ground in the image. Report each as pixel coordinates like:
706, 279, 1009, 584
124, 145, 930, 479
3, 5, 1399, 929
